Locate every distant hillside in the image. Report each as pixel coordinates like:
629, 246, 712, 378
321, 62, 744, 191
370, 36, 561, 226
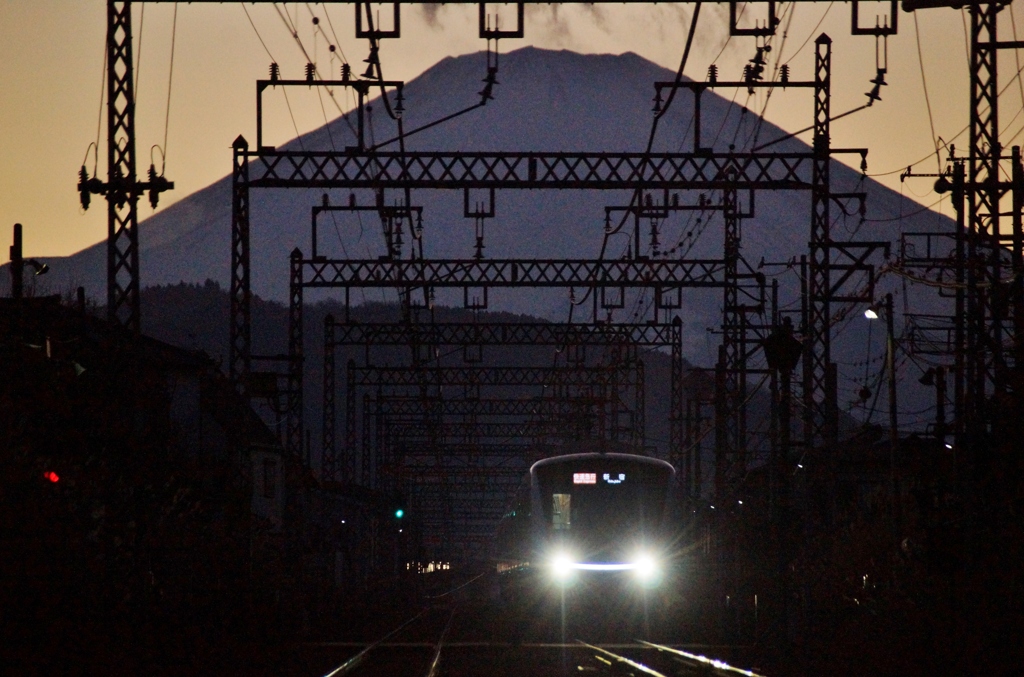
140, 280, 688, 462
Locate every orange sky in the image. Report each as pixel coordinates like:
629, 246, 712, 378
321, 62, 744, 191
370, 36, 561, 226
1, 2, 1018, 258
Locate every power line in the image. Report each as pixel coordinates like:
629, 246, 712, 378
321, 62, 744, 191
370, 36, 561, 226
241, 4, 276, 61
160, 3, 179, 175
913, 12, 941, 174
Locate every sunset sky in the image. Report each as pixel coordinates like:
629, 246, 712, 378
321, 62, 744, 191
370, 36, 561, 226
1, 2, 1019, 258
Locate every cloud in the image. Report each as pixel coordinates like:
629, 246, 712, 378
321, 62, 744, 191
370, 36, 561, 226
418, 3, 444, 30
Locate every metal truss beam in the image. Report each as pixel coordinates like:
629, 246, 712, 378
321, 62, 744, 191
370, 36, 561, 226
231, 136, 251, 382
105, 1, 141, 332
300, 257, 725, 289
287, 249, 303, 458
719, 181, 747, 497
350, 364, 640, 388
968, 2, 1012, 440
372, 396, 613, 417
240, 148, 814, 191
383, 420, 568, 440
323, 316, 337, 480
330, 320, 681, 348
804, 35, 837, 453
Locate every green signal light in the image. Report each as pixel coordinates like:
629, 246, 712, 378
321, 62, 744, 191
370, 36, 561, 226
395, 509, 404, 519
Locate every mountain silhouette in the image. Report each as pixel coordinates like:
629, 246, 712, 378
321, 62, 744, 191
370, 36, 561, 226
18, 46, 950, 422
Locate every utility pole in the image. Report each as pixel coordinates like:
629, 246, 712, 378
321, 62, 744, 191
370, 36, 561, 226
8, 223, 49, 301
77, 1, 173, 334
10, 224, 23, 301
883, 292, 902, 540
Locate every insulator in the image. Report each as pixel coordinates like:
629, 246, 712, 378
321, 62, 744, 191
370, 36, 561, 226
779, 64, 790, 85
78, 166, 91, 211
305, 62, 315, 82
394, 89, 404, 116
707, 64, 718, 83
341, 63, 351, 81
148, 164, 160, 209
312, 16, 319, 25
363, 46, 380, 78
652, 89, 663, 113
329, 44, 336, 54
742, 64, 753, 82
269, 62, 280, 82
478, 67, 498, 103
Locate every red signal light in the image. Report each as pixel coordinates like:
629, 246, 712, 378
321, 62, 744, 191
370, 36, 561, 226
44, 471, 60, 483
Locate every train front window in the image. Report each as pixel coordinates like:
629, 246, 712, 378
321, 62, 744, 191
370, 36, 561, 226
552, 493, 571, 530
537, 461, 671, 542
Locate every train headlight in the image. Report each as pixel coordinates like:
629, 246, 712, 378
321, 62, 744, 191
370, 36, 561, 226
550, 552, 575, 582
632, 553, 660, 584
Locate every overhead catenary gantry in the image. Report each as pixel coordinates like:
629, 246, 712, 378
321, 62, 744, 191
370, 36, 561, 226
896, 1, 1024, 505
85, 2, 907, 532
81, 1, 899, 405
81, 1, 894, 446
320, 318, 675, 484
275, 39, 883, 498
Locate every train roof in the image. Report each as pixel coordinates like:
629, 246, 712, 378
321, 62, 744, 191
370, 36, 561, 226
530, 452, 675, 475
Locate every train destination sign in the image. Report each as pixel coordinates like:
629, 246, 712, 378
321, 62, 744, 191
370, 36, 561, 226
572, 472, 627, 485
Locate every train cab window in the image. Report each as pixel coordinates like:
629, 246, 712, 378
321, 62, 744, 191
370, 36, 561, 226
552, 493, 571, 530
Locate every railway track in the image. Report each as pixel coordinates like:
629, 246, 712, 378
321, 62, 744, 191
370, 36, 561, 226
575, 640, 766, 677
297, 571, 766, 676
308, 639, 765, 677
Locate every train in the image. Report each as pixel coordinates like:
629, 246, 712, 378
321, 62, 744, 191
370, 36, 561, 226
494, 451, 678, 600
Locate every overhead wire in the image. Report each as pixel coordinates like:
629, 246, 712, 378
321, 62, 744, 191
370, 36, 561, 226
867, 36, 1024, 179
960, 8, 971, 73
570, 3, 705, 322
84, 42, 108, 179
782, 1, 832, 66
273, 3, 359, 139
242, 4, 276, 61
134, 3, 145, 92
1010, 6, 1024, 123
913, 12, 942, 174
300, 14, 360, 303
160, 3, 178, 176
310, 3, 361, 121
315, 2, 350, 66
746, 2, 796, 150
240, 5, 310, 150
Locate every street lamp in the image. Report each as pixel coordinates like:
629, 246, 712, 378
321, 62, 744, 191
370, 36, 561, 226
865, 292, 902, 539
